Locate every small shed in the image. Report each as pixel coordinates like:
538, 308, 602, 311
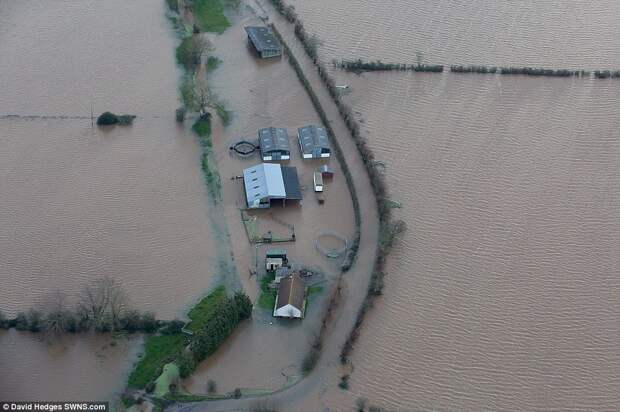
258, 127, 290, 161
297, 125, 331, 159
266, 248, 288, 272
245, 26, 282, 58
274, 273, 306, 318
319, 165, 334, 178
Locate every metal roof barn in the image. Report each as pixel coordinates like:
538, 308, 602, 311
243, 163, 302, 208
258, 127, 291, 161
297, 125, 331, 159
244, 26, 282, 58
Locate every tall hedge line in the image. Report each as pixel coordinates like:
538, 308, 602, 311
267, 8, 407, 366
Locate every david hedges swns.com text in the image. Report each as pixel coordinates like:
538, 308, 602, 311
1, 403, 108, 412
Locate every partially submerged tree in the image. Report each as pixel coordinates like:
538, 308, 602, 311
78, 276, 128, 332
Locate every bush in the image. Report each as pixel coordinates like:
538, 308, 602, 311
338, 374, 350, 390
141, 312, 158, 333
176, 352, 197, 379
175, 107, 186, 122
165, 0, 179, 13
96, 111, 135, 126
207, 379, 217, 394
96, 111, 119, 125
160, 319, 185, 335
0, 310, 8, 329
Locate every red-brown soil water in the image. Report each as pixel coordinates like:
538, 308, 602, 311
283, 0, 620, 410
0, 0, 218, 400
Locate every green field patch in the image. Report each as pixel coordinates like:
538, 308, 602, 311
193, 0, 230, 34
257, 273, 277, 310
185, 285, 228, 333
128, 334, 186, 389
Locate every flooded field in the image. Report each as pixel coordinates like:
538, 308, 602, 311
0, 0, 217, 400
285, 0, 620, 410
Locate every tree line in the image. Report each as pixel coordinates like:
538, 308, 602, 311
0, 277, 169, 334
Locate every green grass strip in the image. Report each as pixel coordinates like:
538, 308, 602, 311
193, 0, 230, 34
128, 334, 186, 389
185, 285, 228, 333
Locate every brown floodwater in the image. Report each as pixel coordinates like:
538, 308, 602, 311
284, 0, 620, 410
1, 0, 218, 401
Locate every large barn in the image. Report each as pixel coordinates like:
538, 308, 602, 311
244, 26, 282, 59
258, 127, 290, 161
243, 163, 302, 209
273, 273, 306, 318
297, 125, 331, 159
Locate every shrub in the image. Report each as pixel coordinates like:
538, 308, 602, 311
176, 352, 197, 379
338, 374, 350, 390
96, 111, 119, 125
0, 310, 7, 329
356, 397, 367, 412
165, 0, 179, 13
175, 107, 186, 122
96, 112, 135, 126
160, 319, 185, 335
207, 379, 217, 394
141, 312, 158, 333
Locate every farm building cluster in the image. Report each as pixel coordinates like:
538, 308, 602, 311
237, 125, 334, 209
234, 25, 340, 322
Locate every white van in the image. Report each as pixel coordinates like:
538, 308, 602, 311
313, 172, 324, 192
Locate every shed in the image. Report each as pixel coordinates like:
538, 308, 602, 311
245, 26, 282, 58
273, 273, 306, 318
258, 127, 290, 161
266, 248, 288, 272
319, 164, 334, 178
297, 125, 331, 159
243, 163, 302, 209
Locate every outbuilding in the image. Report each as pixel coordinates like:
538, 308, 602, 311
258, 127, 290, 161
266, 248, 288, 272
243, 163, 302, 209
273, 273, 306, 318
244, 26, 282, 58
297, 125, 331, 159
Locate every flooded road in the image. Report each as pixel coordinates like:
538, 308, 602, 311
1, 0, 218, 400
285, 0, 620, 410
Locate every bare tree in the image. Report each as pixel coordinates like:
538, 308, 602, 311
42, 290, 71, 334
78, 276, 128, 332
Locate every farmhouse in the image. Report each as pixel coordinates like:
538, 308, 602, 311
273, 273, 306, 318
297, 125, 331, 159
244, 26, 282, 58
243, 163, 302, 209
258, 127, 290, 161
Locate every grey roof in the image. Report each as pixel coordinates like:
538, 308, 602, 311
243, 163, 301, 207
244, 26, 281, 52
281, 167, 302, 200
258, 127, 290, 154
298, 125, 331, 156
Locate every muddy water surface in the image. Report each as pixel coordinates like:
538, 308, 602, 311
285, 0, 620, 410
1, 0, 218, 400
